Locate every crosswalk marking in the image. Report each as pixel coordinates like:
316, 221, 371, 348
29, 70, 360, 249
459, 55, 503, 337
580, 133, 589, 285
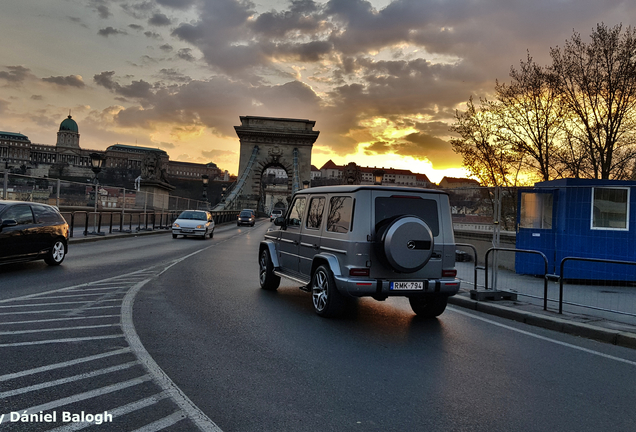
0, 260, 223, 431
0, 361, 140, 398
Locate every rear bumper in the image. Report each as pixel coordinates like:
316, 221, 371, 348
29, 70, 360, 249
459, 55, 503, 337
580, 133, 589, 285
334, 276, 461, 297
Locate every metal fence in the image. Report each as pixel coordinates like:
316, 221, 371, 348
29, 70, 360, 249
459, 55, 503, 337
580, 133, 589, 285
1, 172, 239, 236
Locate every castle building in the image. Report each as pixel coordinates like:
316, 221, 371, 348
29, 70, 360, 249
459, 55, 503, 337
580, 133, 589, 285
1, 115, 221, 181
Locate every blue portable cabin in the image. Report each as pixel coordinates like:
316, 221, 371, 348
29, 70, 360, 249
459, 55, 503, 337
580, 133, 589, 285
515, 179, 636, 281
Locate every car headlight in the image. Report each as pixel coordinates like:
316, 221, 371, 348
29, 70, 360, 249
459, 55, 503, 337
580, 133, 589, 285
196, 224, 204, 229
173, 223, 180, 228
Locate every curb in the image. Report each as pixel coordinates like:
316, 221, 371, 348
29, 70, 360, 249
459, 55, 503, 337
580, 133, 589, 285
68, 229, 169, 244
448, 295, 636, 349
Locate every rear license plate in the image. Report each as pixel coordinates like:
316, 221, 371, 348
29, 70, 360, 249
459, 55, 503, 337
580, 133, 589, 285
390, 281, 424, 290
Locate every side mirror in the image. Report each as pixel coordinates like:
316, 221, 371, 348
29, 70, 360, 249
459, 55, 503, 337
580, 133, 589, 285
0, 219, 18, 229
274, 217, 286, 228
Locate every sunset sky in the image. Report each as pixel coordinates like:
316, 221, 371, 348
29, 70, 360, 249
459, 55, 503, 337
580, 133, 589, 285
1, 0, 634, 183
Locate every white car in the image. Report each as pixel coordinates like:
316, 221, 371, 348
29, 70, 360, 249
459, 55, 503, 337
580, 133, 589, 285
172, 210, 215, 239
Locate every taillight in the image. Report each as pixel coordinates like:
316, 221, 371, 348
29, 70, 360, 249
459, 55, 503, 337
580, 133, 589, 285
442, 269, 457, 278
349, 268, 370, 277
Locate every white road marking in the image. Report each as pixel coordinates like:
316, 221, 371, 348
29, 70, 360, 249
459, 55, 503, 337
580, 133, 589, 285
18, 375, 153, 415
0, 315, 119, 326
129, 411, 186, 432
121, 247, 224, 432
0, 237, 248, 431
45, 392, 170, 432
0, 334, 124, 347
0, 299, 121, 308
449, 306, 636, 366
0, 347, 132, 381
0, 361, 140, 398
0, 323, 119, 335
0, 305, 119, 316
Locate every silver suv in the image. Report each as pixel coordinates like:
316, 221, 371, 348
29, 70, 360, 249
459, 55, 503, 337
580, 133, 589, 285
258, 185, 460, 318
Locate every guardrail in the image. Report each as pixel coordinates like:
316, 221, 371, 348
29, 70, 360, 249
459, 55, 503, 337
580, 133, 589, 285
485, 247, 550, 310
60, 209, 239, 237
558, 257, 636, 315
455, 243, 479, 290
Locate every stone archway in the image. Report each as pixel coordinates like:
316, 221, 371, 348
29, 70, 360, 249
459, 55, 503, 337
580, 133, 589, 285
234, 116, 319, 212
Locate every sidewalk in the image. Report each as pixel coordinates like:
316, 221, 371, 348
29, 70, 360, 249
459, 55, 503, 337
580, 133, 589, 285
68, 227, 169, 244
452, 261, 636, 349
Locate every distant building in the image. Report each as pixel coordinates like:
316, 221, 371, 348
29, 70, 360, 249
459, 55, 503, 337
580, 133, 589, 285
317, 160, 433, 187
1, 115, 223, 181
439, 176, 480, 189
311, 165, 321, 179
319, 160, 343, 180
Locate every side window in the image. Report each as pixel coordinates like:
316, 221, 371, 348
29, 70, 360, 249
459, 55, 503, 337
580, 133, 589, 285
32, 205, 63, 224
592, 187, 629, 230
306, 197, 326, 230
287, 197, 306, 228
327, 196, 353, 233
2, 205, 34, 225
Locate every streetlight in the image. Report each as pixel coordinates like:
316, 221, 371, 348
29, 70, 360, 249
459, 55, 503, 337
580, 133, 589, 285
373, 169, 385, 185
201, 174, 209, 208
89, 152, 105, 235
221, 185, 227, 202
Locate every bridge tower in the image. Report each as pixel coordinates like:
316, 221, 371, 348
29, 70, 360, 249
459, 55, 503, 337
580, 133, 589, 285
217, 116, 319, 212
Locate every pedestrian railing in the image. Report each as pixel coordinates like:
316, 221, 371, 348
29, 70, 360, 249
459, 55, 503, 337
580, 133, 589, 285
61, 209, 239, 237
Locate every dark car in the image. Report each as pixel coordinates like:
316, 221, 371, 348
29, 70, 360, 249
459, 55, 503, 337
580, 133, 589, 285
0, 200, 69, 266
237, 209, 256, 226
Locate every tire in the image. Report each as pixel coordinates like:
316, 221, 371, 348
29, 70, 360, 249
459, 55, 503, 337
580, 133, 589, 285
209, 229, 214, 239
237, 222, 240, 226
375, 215, 434, 273
44, 239, 66, 266
172, 234, 178, 239
311, 265, 346, 317
409, 296, 448, 318
259, 248, 280, 291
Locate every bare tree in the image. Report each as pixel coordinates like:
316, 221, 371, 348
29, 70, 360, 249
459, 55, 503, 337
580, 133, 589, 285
550, 23, 636, 179
488, 53, 566, 181
449, 96, 524, 187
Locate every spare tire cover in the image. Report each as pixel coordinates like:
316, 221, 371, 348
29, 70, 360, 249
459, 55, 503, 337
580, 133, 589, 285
379, 215, 434, 273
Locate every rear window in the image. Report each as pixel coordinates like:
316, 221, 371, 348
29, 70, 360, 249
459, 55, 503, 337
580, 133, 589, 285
375, 196, 439, 236
32, 204, 65, 224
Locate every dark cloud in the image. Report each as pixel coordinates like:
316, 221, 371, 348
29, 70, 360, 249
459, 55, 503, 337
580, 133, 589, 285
96, 4, 111, 19
362, 132, 461, 169
98, 27, 128, 37
157, 68, 191, 83
156, 0, 197, 10
93, 71, 155, 102
160, 44, 173, 52
129, 24, 144, 31
0, 66, 33, 84
144, 31, 162, 39
149, 13, 171, 26
177, 48, 196, 62
31, 95, 44, 101
109, 76, 323, 140
42, 75, 86, 88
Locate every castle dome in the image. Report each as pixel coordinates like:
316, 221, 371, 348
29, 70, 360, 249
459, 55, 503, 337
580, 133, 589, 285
59, 115, 79, 133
